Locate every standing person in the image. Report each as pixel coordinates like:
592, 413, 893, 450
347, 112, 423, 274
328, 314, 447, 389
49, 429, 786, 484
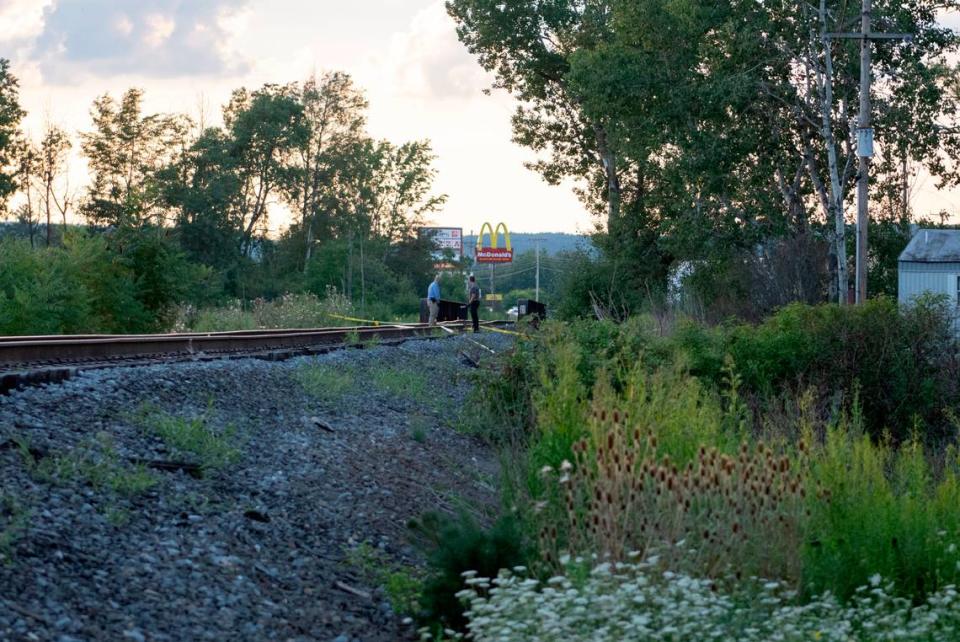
427, 275, 441, 326
468, 274, 480, 333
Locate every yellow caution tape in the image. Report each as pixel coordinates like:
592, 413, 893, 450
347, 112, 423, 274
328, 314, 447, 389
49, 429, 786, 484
325, 312, 522, 338
481, 325, 526, 337
326, 313, 381, 327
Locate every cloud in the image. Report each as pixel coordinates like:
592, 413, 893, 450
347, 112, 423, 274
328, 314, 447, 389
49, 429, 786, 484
372, 0, 491, 100
0, 0, 54, 51
31, 0, 251, 82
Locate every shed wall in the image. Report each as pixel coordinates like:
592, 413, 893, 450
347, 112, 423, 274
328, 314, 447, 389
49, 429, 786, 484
898, 261, 960, 304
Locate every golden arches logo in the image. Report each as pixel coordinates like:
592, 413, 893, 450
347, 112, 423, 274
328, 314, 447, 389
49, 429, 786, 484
476, 222, 513, 263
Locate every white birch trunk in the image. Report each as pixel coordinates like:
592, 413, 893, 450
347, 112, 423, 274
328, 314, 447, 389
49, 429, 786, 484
818, 0, 848, 304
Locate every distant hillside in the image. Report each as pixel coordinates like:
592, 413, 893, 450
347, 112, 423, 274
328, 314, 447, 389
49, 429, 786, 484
464, 232, 592, 257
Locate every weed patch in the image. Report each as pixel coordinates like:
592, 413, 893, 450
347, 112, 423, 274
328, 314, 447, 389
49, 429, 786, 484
25, 433, 157, 497
296, 363, 355, 403
0, 495, 29, 564
410, 415, 429, 443
345, 541, 424, 616
372, 366, 432, 407
135, 404, 243, 471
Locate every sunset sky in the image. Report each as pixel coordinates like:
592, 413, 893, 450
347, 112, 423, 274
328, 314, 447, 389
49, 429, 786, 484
2, 0, 960, 235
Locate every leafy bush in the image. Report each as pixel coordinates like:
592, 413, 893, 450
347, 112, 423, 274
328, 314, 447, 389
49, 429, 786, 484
721, 297, 960, 441
485, 298, 960, 444
0, 235, 156, 334
0, 233, 214, 335
412, 512, 528, 634
804, 415, 960, 600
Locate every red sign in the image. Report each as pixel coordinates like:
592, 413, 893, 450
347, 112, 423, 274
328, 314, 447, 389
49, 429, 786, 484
477, 248, 513, 264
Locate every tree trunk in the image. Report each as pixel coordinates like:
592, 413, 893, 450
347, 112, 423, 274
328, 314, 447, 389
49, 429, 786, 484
817, 0, 848, 304
593, 124, 621, 230
44, 175, 52, 247
304, 219, 315, 270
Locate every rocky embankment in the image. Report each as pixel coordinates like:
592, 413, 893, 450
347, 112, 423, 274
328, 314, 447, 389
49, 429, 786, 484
0, 334, 510, 642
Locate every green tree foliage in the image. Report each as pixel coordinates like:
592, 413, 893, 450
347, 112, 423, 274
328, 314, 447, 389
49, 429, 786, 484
448, 0, 960, 309
159, 127, 242, 271
222, 84, 309, 257
0, 59, 25, 216
80, 88, 190, 228
289, 72, 369, 270
2, 68, 447, 333
0, 235, 152, 334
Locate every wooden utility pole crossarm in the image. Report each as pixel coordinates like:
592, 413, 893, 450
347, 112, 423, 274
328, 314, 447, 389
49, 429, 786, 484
825, 1, 912, 304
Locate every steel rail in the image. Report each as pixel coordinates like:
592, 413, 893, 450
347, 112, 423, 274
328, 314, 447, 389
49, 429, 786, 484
0, 324, 415, 343
0, 322, 490, 366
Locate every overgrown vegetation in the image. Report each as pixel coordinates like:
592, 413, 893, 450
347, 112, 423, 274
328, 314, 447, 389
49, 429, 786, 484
414, 298, 960, 637
0, 60, 453, 335
372, 366, 432, 407
345, 541, 425, 617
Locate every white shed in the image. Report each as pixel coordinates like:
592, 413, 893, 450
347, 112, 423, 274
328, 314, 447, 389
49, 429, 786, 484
898, 229, 960, 305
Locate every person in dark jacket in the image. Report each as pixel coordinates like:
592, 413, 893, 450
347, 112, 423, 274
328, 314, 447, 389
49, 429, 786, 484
468, 274, 480, 333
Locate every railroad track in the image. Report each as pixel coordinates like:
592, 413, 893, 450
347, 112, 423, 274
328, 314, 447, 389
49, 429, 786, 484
0, 321, 507, 393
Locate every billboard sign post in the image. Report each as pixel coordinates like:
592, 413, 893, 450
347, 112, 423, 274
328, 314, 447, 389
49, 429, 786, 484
420, 227, 463, 266
476, 222, 513, 264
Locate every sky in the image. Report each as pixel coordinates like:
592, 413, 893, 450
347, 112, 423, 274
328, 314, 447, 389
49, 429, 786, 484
0, 0, 590, 236
1, 0, 959, 236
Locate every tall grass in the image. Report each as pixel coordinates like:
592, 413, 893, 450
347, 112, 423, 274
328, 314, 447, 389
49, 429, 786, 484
414, 301, 960, 636
174, 288, 356, 332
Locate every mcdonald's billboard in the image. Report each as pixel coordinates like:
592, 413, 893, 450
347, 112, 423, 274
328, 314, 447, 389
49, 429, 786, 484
476, 222, 513, 264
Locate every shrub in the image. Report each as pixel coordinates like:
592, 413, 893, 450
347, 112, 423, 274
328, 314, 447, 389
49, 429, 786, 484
0, 235, 155, 334
803, 414, 960, 600
723, 297, 960, 442
412, 512, 528, 634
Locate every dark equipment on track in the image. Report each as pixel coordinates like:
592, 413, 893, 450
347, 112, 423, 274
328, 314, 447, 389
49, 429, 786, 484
517, 299, 547, 324
419, 298, 468, 324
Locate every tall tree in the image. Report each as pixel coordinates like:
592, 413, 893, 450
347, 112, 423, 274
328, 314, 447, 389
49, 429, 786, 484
290, 72, 368, 269
223, 84, 308, 257
80, 88, 190, 229
450, 0, 960, 304
159, 127, 243, 269
362, 140, 447, 243
36, 124, 72, 244
447, 1, 620, 227
14, 141, 37, 247
0, 59, 25, 216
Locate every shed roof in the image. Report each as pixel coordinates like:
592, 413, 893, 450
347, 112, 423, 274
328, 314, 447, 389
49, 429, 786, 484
899, 229, 960, 263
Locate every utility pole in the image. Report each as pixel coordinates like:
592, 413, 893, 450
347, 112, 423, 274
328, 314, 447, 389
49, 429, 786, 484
828, 0, 912, 304
535, 239, 541, 302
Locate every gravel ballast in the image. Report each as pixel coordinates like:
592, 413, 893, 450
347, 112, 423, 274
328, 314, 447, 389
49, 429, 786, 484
0, 333, 512, 642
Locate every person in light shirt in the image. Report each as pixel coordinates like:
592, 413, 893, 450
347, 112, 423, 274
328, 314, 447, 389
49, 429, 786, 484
427, 275, 441, 326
